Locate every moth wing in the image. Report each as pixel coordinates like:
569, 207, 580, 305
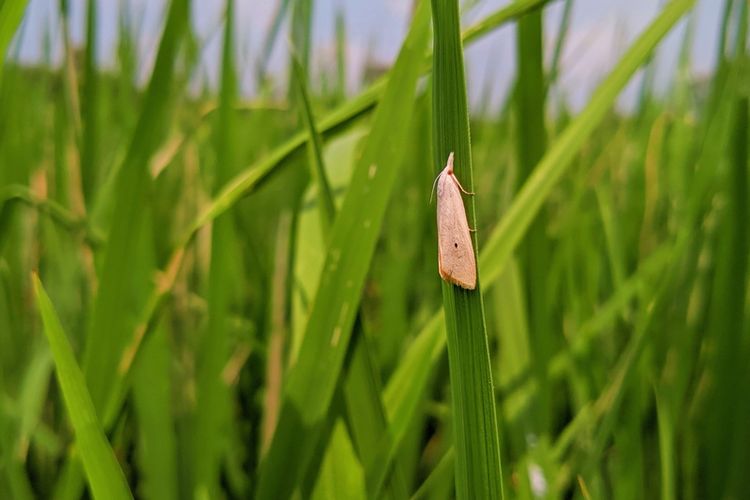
436, 171, 476, 289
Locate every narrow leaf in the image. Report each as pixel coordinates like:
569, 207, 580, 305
33, 275, 132, 500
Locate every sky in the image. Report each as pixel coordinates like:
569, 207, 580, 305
10, 0, 725, 111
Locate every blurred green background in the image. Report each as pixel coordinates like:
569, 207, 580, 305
0, 0, 748, 499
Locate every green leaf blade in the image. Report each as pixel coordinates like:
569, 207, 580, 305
33, 275, 132, 500
256, 2, 432, 498
431, 0, 504, 498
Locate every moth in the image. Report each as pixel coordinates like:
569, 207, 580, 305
434, 152, 476, 290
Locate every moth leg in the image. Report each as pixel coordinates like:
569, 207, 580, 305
452, 175, 474, 196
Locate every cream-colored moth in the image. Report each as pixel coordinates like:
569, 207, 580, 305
435, 152, 476, 290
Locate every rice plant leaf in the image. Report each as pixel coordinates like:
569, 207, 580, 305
294, 39, 407, 499
32, 275, 132, 500
431, 0, 503, 497
256, 2, 431, 498
132, 325, 178, 500
80, 0, 99, 205
190, 1, 237, 496
514, 2, 551, 436
292, 53, 336, 230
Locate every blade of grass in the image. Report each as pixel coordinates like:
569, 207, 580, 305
515, 3, 551, 437
289, 0, 312, 93
256, 2, 431, 498
705, 27, 748, 497
261, 210, 294, 455
131, 323, 178, 500
32, 275, 131, 500
295, 42, 408, 499
492, 258, 533, 450
654, 384, 675, 500
15, 345, 52, 461
80, 0, 99, 206
190, 1, 236, 496
431, 0, 503, 498
292, 54, 336, 231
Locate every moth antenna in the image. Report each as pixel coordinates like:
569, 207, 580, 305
429, 171, 441, 204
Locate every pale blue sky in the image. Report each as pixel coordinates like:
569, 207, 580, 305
11, 0, 723, 111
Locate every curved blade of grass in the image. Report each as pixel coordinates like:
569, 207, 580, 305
32, 275, 131, 500
256, 2, 431, 498
381, 0, 695, 485
0, 185, 104, 246
431, 0, 503, 498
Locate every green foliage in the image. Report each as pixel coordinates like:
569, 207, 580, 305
1, 0, 748, 499
33, 275, 132, 500
431, 0, 503, 498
